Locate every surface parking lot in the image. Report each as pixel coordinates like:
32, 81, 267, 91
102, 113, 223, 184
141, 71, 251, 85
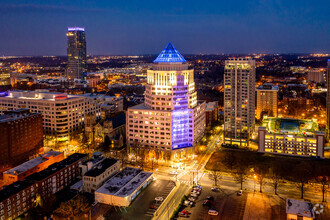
178, 186, 247, 220
101, 179, 175, 220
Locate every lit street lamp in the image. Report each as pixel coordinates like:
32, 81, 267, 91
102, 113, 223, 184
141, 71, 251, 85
253, 174, 257, 193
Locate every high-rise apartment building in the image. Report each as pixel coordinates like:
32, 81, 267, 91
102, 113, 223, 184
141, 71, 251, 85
327, 59, 330, 138
67, 27, 87, 80
0, 109, 44, 173
256, 83, 278, 120
307, 68, 325, 83
126, 43, 206, 160
224, 58, 256, 146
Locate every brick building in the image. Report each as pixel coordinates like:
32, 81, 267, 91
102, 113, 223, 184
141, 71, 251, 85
0, 109, 44, 173
0, 181, 37, 220
3, 151, 64, 185
25, 153, 87, 199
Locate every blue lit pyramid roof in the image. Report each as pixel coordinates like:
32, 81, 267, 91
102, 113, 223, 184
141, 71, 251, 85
153, 43, 186, 63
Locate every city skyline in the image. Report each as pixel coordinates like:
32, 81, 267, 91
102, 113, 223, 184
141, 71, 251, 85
0, 0, 329, 56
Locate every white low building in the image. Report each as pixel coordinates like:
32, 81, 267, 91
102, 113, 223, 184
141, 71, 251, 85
83, 158, 120, 193
95, 167, 153, 207
286, 198, 315, 220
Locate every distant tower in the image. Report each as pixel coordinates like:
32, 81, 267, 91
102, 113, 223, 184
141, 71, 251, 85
327, 59, 330, 138
66, 27, 87, 80
224, 58, 256, 146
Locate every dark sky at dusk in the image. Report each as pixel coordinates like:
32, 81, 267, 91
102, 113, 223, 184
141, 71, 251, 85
0, 0, 329, 56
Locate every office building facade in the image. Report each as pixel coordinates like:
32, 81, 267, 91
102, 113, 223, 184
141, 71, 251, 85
67, 27, 87, 80
224, 58, 256, 146
0, 90, 86, 141
126, 43, 206, 160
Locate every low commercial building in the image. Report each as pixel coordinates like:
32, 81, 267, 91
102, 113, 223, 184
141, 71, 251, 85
0, 181, 37, 220
83, 158, 120, 193
258, 117, 324, 158
0, 109, 44, 173
3, 151, 64, 185
79, 152, 105, 176
95, 167, 153, 207
25, 153, 87, 199
286, 198, 315, 220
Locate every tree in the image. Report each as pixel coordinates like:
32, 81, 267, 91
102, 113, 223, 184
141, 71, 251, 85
255, 163, 269, 193
209, 168, 222, 186
269, 160, 285, 195
291, 161, 313, 199
54, 195, 90, 219
314, 165, 330, 203
221, 150, 237, 170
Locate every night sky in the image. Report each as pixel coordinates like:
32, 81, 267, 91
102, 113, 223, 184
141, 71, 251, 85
0, 0, 329, 56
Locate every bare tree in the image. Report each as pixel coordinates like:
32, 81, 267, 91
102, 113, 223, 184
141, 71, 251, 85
291, 161, 313, 199
209, 164, 222, 186
54, 195, 90, 219
269, 161, 285, 195
255, 163, 269, 193
234, 165, 249, 190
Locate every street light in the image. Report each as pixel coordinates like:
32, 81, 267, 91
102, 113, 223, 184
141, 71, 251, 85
253, 174, 257, 193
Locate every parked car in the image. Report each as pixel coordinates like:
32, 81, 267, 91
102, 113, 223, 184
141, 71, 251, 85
188, 197, 196, 202
190, 193, 198, 198
206, 196, 214, 201
237, 190, 242, 196
184, 200, 194, 207
150, 204, 158, 209
211, 187, 220, 192
178, 212, 188, 218
203, 200, 211, 207
208, 209, 219, 216
155, 196, 164, 202
193, 189, 201, 195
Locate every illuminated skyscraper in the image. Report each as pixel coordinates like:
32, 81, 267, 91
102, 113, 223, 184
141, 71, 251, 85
126, 43, 206, 160
66, 27, 87, 80
327, 59, 330, 138
224, 58, 255, 146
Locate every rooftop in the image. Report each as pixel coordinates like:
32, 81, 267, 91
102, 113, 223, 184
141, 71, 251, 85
0, 181, 34, 202
153, 43, 186, 63
262, 117, 319, 136
5, 151, 63, 175
84, 158, 119, 177
2, 90, 84, 101
0, 111, 41, 123
96, 167, 142, 195
26, 153, 87, 181
257, 83, 279, 91
286, 198, 315, 218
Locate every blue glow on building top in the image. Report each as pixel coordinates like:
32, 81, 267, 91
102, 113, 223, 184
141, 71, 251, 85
153, 42, 186, 63
68, 27, 85, 31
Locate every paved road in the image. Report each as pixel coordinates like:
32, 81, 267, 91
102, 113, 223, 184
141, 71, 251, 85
154, 133, 222, 219
94, 179, 175, 220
